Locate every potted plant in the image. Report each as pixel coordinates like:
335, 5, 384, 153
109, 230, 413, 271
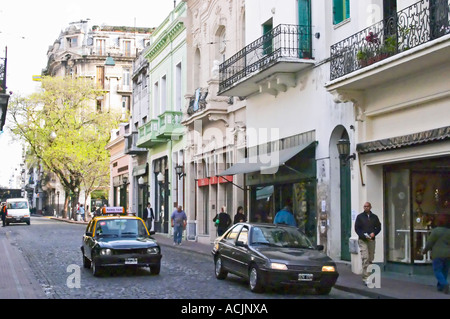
356, 48, 373, 67
378, 35, 397, 59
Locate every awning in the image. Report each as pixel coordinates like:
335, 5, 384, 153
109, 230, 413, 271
356, 126, 450, 154
218, 141, 316, 176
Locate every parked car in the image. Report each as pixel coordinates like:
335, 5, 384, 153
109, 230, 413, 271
81, 207, 162, 276
5, 198, 31, 226
212, 223, 339, 294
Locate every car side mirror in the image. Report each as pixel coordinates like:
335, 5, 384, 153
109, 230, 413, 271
85, 232, 93, 237
236, 241, 247, 248
149, 231, 155, 236
316, 245, 324, 251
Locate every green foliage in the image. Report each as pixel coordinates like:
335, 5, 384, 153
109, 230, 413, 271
8, 76, 121, 216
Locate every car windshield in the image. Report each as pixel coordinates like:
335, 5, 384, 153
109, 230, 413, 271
95, 219, 148, 238
8, 201, 28, 209
251, 226, 314, 249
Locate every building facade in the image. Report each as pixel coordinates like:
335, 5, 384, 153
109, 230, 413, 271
127, 50, 150, 220
326, 0, 450, 274
216, 0, 450, 277
136, 2, 187, 234
182, 0, 247, 244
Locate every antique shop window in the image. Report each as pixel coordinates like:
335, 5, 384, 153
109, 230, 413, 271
385, 161, 449, 264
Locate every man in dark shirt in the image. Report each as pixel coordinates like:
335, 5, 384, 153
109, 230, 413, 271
354, 202, 381, 284
143, 203, 154, 231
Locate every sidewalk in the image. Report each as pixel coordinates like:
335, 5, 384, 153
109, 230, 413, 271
153, 233, 450, 300
0, 229, 46, 299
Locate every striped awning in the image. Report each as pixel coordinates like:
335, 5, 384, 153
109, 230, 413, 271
356, 126, 450, 154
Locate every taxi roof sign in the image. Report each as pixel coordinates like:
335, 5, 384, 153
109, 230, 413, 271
102, 206, 125, 215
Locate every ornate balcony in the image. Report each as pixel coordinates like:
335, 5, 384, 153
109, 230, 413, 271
157, 111, 184, 139
137, 111, 184, 148
218, 24, 314, 97
137, 119, 166, 148
329, 0, 450, 82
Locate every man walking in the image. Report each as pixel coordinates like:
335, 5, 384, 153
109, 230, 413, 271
143, 203, 154, 231
354, 202, 381, 285
171, 206, 187, 245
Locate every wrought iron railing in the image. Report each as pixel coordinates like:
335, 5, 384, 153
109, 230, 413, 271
330, 0, 450, 81
219, 24, 312, 93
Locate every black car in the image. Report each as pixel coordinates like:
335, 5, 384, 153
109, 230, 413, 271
81, 214, 162, 276
212, 223, 339, 294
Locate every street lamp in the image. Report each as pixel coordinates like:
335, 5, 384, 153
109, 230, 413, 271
175, 165, 186, 180
337, 138, 356, 164
0, 93, 10, 132
157, 172, 165, 184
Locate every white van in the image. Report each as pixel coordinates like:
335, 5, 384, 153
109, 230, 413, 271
6, 198, 31, 226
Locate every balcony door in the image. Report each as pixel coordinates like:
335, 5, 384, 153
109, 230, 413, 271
383, 0, 397, 20
298, 0, 311, 58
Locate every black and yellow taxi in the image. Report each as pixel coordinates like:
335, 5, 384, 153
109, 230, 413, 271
81, 207, 162, 276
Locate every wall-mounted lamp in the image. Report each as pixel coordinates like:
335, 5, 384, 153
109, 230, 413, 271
337, 138, 356, 163
175, 165, 186, 180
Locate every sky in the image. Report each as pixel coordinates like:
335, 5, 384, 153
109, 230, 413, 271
0, 0, 178, 187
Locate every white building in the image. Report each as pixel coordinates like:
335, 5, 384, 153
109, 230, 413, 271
182, 0, 247, 244
217, 0, 449, 277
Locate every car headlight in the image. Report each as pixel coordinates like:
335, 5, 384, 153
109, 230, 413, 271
100, 249, 112, 256
270, 262, 288, 270
322, 265, 336, 272
147, 247, 160, 254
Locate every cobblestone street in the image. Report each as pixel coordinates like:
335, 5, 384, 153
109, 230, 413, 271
2, 217, 367, 299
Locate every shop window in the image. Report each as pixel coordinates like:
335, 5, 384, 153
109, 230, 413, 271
386, 163, 449, 264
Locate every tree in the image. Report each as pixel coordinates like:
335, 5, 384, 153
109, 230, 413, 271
8, 76, 121, 218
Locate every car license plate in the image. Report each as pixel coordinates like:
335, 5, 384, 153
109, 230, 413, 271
298, 273, 313, 281
125, 258, 138, 265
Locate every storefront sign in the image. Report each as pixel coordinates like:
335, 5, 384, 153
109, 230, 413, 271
197, 178, 209, 187
198, 176, 233, 186
209, 176, 233, 184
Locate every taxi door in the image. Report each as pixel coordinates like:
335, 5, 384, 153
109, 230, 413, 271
83, 220, 96, 260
